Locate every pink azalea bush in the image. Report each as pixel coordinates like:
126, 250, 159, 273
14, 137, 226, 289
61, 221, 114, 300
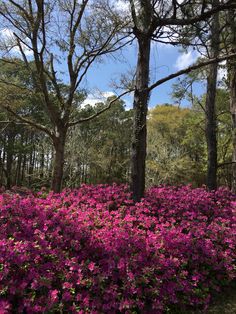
0, 184, 235, 313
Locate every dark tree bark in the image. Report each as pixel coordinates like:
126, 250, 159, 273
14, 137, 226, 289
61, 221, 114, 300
129, 0, 154, 202
131, 34, 151, 202
6, 132, 15, 189
21, 153, 26, 184
16, 153, 22, 186
28, 145, 35, 187
40, 147, 45, 179
205, 3, 220, 190
6, 154, 13, 189
230, 70, 236, 193
228, 11, 236, 192
16, 132, 25, 185
51, 130, 67, 193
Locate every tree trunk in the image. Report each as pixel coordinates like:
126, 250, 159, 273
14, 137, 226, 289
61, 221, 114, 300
51, 130, 66, 193
230, 69, 236, 193
28, 148, 35, 187
205, 6, 219, 190
6, 154, 13, 189
131, 34, 151, 202
6, 132, 15, 189
21, 154, 26, 184
228, 11, 236, 193
40, 147, 45, 179
16, 153, 22, 186
0, 148, 8, 187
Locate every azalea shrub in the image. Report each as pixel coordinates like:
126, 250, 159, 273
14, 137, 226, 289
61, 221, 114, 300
0, 185, 235, 313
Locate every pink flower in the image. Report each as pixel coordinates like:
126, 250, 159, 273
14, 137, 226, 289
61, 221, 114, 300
0, 184, 235, 312
0, 300, 11, 314
63, 282, 73, 289
88, 262, 95, 272
50, 289, 58, 303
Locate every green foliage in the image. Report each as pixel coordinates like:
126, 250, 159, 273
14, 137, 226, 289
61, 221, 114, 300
146, 104, 206, 187
147, 88, 232, 188
0, 56, 232, 190
64, 100, 133, 186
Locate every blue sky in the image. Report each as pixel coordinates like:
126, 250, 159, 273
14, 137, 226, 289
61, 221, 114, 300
0, 24, 203, 110
0, 0, 226, 111
82, 40, 201, 109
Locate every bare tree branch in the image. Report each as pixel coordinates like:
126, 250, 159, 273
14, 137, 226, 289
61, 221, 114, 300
70, 51, 236, 127
0, 78, 32, 92
68, 90, 131, 126
155, 1, 236, 27
147, 52, 236, 92
0, 104, 53, 138
218, 161, 236, 168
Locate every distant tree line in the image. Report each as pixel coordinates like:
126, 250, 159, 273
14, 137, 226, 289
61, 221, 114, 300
147, 90, 233, 188
0, 88, 233, 191
0, 99, 133, 189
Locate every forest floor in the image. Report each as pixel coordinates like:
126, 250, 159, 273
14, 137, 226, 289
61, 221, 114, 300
206, 290, 236, 314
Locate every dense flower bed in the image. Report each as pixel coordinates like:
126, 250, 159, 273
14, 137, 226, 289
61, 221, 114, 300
0, 185, 235, 313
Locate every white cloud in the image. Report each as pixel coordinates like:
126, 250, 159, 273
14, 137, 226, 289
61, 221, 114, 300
175, 50, 228, 81
0, 28, 33, 56
102, 91, 115, 98
113, 0, 130, 13
217, 60, 227, 81
175, 50, 199, 70
81, 91, 115, 108
1, 28, 14, 39
81, 91, 133, 110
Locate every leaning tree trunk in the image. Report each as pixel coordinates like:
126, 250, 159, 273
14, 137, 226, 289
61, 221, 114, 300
205, 6, 220, 190
228, 11, 236, 193
131, 34, 151, 202
51, 129, 67, 193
